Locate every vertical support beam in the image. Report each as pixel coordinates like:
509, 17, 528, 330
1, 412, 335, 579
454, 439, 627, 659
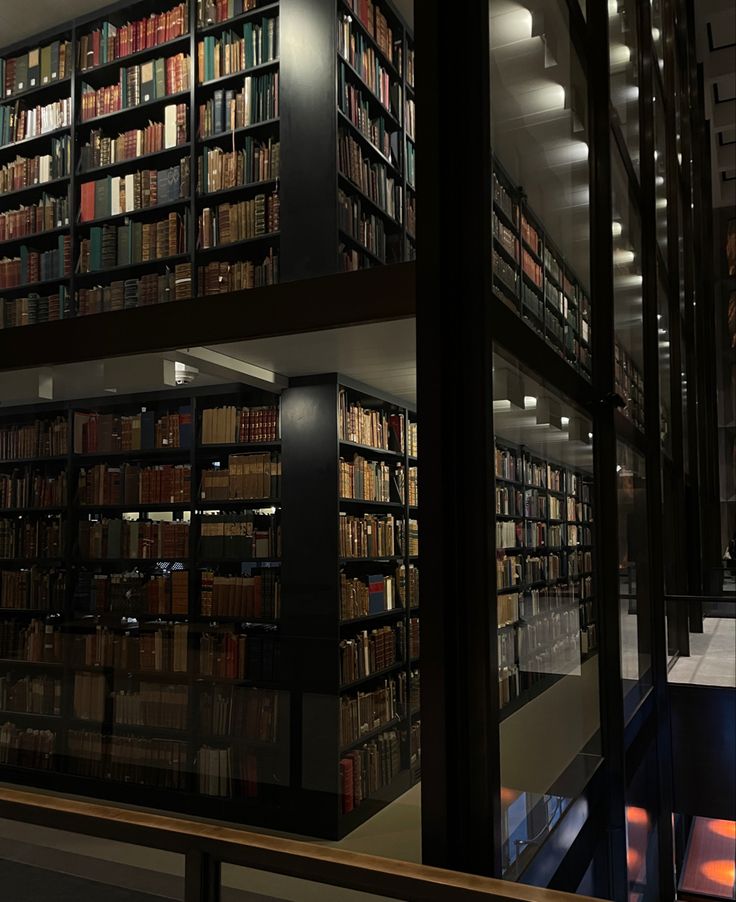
416, 0, 499, 877
588, 1, 628, 898
279, 0, 339, 280
185, 850, 221, 902
636, 2, 676, 897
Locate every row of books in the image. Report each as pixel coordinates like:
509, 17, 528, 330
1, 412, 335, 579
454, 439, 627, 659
201, 685, 279, 742
1, 40, 72, 99
73, 623, 190, 672
73, 671, 106, 721
80, 54, 191, 122
338, 63, 400, 166
113, 682, 189, 730
0, 723, 55, 769
197, 192, 279, 247
338, 391, 405, 452
0, 569, 66, 612
201, 404, 279, 445
78, 518, 190, 560
67, 729, 189, 790
77, 212, 189, 272
0, 618, 64, 663
197, 746, 260, 797
78, 4, 190, 72
338, 18, 401, 118
0, 137, 72, 196
198, 74, 278, 137
0, 195, 70, 243
340, 624, 401, 685
340, 727, 401, 814
74, 407, 193, 453
339, 130, 402, 223
80, 161, 190, 222
339, 675, 403, 747
199, 630, 277, 680
338, 189, 388, 263
199, 513, 279, 560
196, 18, 278, 84
197, 0, 260, 27
76, 266, 192, 315
339, 454, 394, 503
0, 417, 68, 461
0, 517, 63, 560
201, 569, 280, 620
196, 252, 278, 293
199, 452, 281, 501
0, 236, 72, 287
0, 469, 67, 510
79, 107, 188, 170
0, 98, 72, 148
340, 570, 407, 621
0, 673, 61, 715
75, 570, 189, 616
343, 0, 400, 70
339, 512, 397, 559
197, 138, 279, 194
78, 463, 192, 507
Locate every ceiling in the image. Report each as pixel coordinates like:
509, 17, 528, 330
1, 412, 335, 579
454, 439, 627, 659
0, 0, 413, 47
694, 0, 736, 209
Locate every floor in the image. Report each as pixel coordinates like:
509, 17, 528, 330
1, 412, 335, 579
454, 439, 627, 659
669, 617, 736, 687
679, 817, 736, 900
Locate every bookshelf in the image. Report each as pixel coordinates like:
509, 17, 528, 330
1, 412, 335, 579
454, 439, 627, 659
0, 376, 417, 837
492, 159, 592, 382
0, 0, 414, 330
494, 440, 595, 719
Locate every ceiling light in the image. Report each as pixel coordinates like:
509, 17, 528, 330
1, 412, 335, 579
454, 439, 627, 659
524, 395, 537, 409
561, 416, 570, 426
612, 221, 623, 237
614, 249, 635, 265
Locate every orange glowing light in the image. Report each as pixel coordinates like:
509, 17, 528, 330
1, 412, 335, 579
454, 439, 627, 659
626, 806, 649, 828
500, 787, 521, 806
626, 848, 641, 871
700, 859, 736, 889
708, 819, 736, 840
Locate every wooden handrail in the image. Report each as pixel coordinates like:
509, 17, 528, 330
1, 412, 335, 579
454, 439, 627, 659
0, 786, 602, 902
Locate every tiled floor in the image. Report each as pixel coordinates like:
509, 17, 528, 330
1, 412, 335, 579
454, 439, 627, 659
669, 618, 736, 687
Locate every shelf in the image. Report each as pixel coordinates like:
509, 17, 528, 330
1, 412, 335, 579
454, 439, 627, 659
197, 1, 280, 36
197, 59, 280, 91
0, 275, 69, 296
493, 236, 518, 268
337, 110, 401, 176
493, 200, 518, 232
338, 0, 403, 81
0, 126, 71, 156
339, 608, 405, 627
75, 558, 188, 567
0, 608, 62, 616
339, 556, 403, 564
78, 198, 190, 229
78, 35, 191, 83
340, 661, 405, 692
522, 271, 543, 297
339, 440, 404, 459
197, 559, 281, 567
0, 177, 71, 206
197, 117, 280, 146
495, 474, 523, 487
0, 506, 66, 515
195, 499, 280, 509
497, 586, 522, 595
197, 178, 279, 204
74, 447, 191, 462
0, 559, 64, 567
338, 230, 386, 266
77, 502, 191, 512
0, 708, 61, 722
337, 54, 401, 128
198, 442, 281, 454
339, 498, 403, 510
0, 225, 70, 250
78, 91, 191, 128
0, 658, 63, 670
522, 237, 542, 263
80, 145, 190, 178
2, 75, 71, 106
197, 233, 281, 255
75, 253, 189, 282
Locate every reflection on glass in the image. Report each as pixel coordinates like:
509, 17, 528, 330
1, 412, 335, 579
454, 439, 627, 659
609, 0, 640, 176
625, 739, 662, 900
489, 0, 592, 378
651, 0, 664, 73
493, 348, 601, 877
658, 277, 672, 454
653, 83, 668, 260
618, 442, 653, 718
612, 143, 646, 430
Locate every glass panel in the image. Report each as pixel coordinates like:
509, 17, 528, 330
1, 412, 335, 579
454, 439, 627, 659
625, 740, 662, 902
650, 0, 664, 74
489, 0, 592, 380
612, 142, 645, 430
658, 277, 672, 454
617, 442, 653, 719
609, 0, 640, 177
493, 347, 601, 878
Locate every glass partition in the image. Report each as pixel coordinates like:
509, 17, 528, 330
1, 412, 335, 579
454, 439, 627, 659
493, 348, 600, 878
609, 0, 640, 177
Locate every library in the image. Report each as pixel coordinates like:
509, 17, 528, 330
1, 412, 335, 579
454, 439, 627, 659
0, 0, 733, 901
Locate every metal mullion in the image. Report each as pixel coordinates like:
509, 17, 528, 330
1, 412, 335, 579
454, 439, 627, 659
635, 0, 676, 895
589, 0, 628, 896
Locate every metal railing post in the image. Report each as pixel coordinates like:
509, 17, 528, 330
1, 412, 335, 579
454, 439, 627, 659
185, 849, 221, 902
